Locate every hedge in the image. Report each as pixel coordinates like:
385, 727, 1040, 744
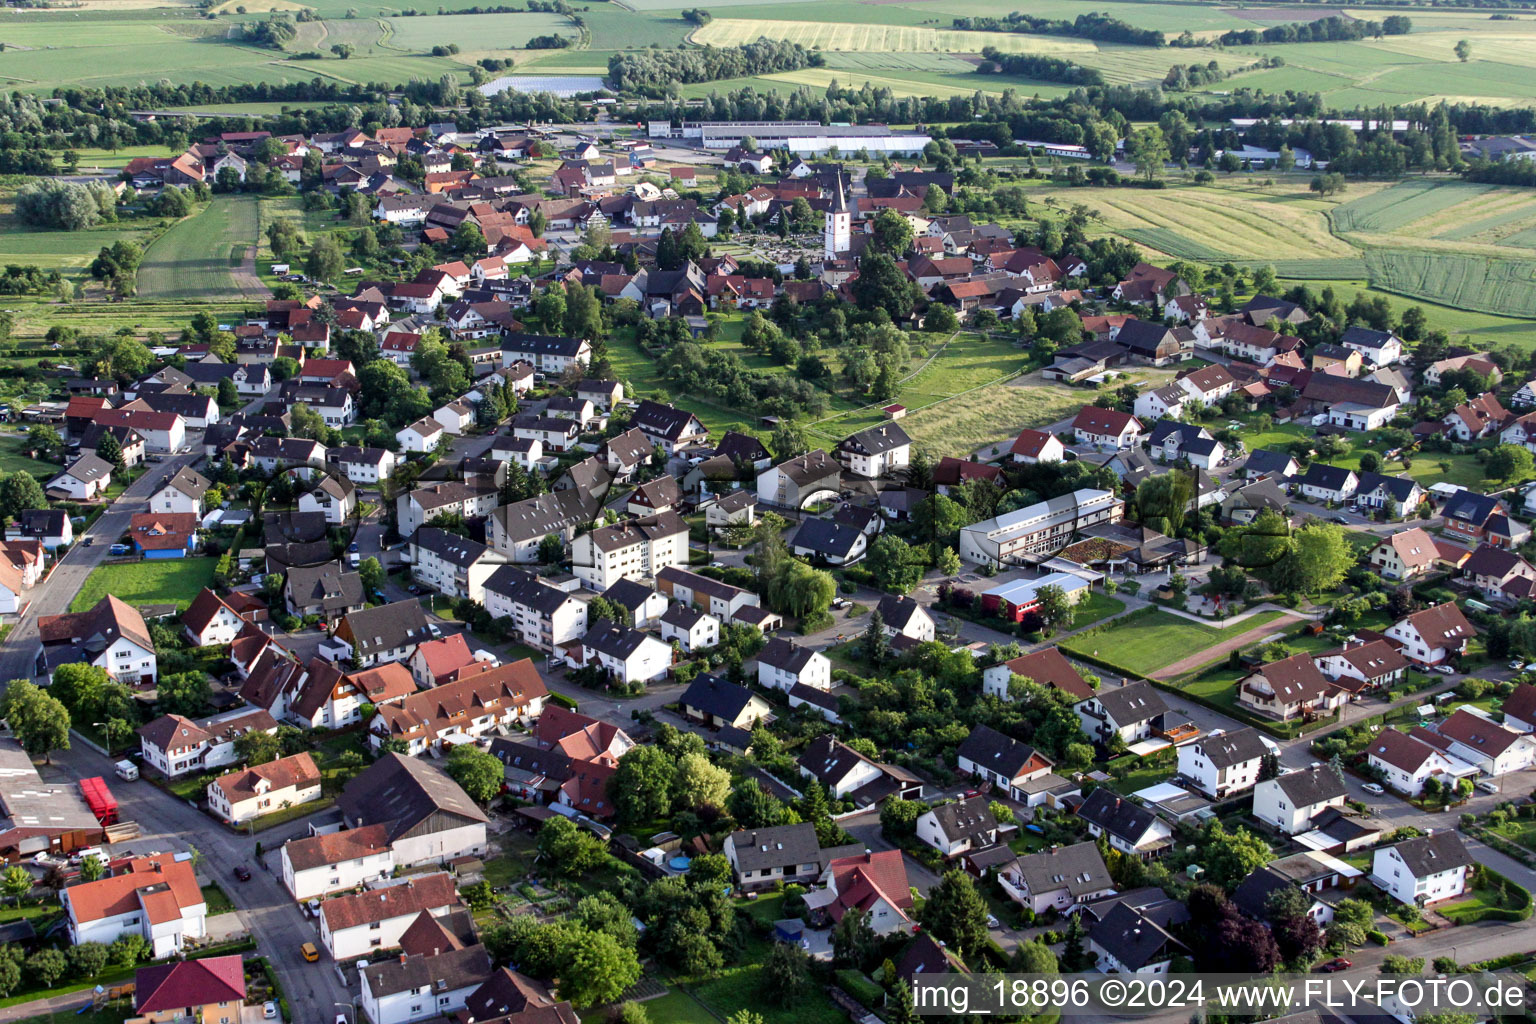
547, 692, 578, 711
835, 969, 884, 1010
1441, 866, 1533, 924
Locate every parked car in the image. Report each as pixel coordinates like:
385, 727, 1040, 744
264, 1002, 278, 1019
1362, 783, 1384, 795
301, 942, 319, 962
1318, 958, 1352, 973
1478, 779, 1501, 794
234, 865, 251, 881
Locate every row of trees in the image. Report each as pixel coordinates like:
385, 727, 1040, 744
606, 39, 821, 93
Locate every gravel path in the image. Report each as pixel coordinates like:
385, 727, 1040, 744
1150, 609, 1304, 680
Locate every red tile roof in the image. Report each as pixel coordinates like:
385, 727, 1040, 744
135, 954, 245, 1012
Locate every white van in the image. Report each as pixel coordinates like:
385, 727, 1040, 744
114, 760, 138, 781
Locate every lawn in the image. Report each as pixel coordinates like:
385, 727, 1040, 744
1060, 608, 1286, 677
0, 433, 61, 479
70, 557, 219, 612
1069, 591, 1126, 631
137, 196, 265, 301
201, 882, 235, 915
13, 1001, 133, 1024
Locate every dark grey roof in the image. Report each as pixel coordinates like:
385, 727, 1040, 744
790, 518, 864, 559
161, 466, 211, 498
680, 672, 759, 720
483, 565, 574, 616
661, 603, 709, 629
1390, 831, 1472, 876
1231, 865, 1299, 920
605, 427, 653, 468
328, 445, 391, 468
583, 621, 658, 660
286, 561, 364, 613
341, 600, 432, 657
728, 822, 820, 873
1196, 728, 1269, 769
925, 796, 996, 845
361, 945, 493, 998
601, 578, 657, 614
1088, 901, 1186, 970
1147, 420, 1209, 447
631, 399, 704, 443
263, 510, 329, 545
771, 449, 840, 488
491, 491, 589, 547
759, 636, 819, 675
1077, 787, 1158, 844
1116, 318, 1176, 353
338, 753, 489, 842
875, 595, 927, 633
957, 724, 1045, 780
1442, 488, 1500, 526
411, 527, 492, 567
839, 422, 911, 456
1091, 682, 1169, 727
715, 430, 770, 464
1013, 841, 1111, 899
1246, 449, 1298, 477
1340, 325, 1397, 351
1272, 765, 1347, 807
1298, 462, 1355, 491
1356, 472, 1419, 502
500, 333, 586, 358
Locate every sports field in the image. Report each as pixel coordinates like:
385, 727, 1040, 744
137, 196, 264, 301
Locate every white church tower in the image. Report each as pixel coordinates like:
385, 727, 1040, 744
823, 172, 850, 261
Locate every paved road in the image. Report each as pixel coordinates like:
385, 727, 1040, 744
0, 448, 201, 684
37, 743, 353, 1024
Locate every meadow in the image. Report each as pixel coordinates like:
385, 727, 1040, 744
137, 196, 264, 301
70, 558, 218, 612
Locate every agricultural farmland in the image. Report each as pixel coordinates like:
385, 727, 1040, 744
690, 19, 1096, 55
1363, 250, 1536, 320
137, 197, 265, 301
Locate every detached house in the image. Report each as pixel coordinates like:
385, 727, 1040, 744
1253, 765, 1347, 834
1072, 407, 1142, 450
36, 595, 157, 685
1000, 841, 1114, 915
1383, 601, 1474, 666
955, 724, 1054, 804
835, 423, 911, 478
1176, 727, 1270, 799
63, 853, 206, 959
1296, 463, 1357, 505
1371, 831, 1472, 906
1367, 528, 1438, 581
1433, 708, 1536, 776
679, 673, 771, 730
757, 637, 832, 693
1077, 787, 1173, 859
1074, 681, 1181, 746
915, 797, 999, 858
1366, 728, 1465, 797
1238, 653, 1342, 721
207, 752, 322, 825
724, 823, 844, 891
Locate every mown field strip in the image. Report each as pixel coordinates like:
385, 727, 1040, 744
691, 18, 1095, 53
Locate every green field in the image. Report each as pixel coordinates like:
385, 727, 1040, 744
70, 557, 218, 613
1061, 609, 1286, 677
137, 197, 264, 301
384, 12, 577, 52
1330, 181, 1497, 235
1364, 248, 1536, 319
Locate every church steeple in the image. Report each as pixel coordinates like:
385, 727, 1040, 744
824, 170, 850, 261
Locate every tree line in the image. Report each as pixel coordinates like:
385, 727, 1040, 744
606, 39, 821, 93
979, 49, 1104, 87
1218, 14, 1411, 46
954, 11, 1164, 47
